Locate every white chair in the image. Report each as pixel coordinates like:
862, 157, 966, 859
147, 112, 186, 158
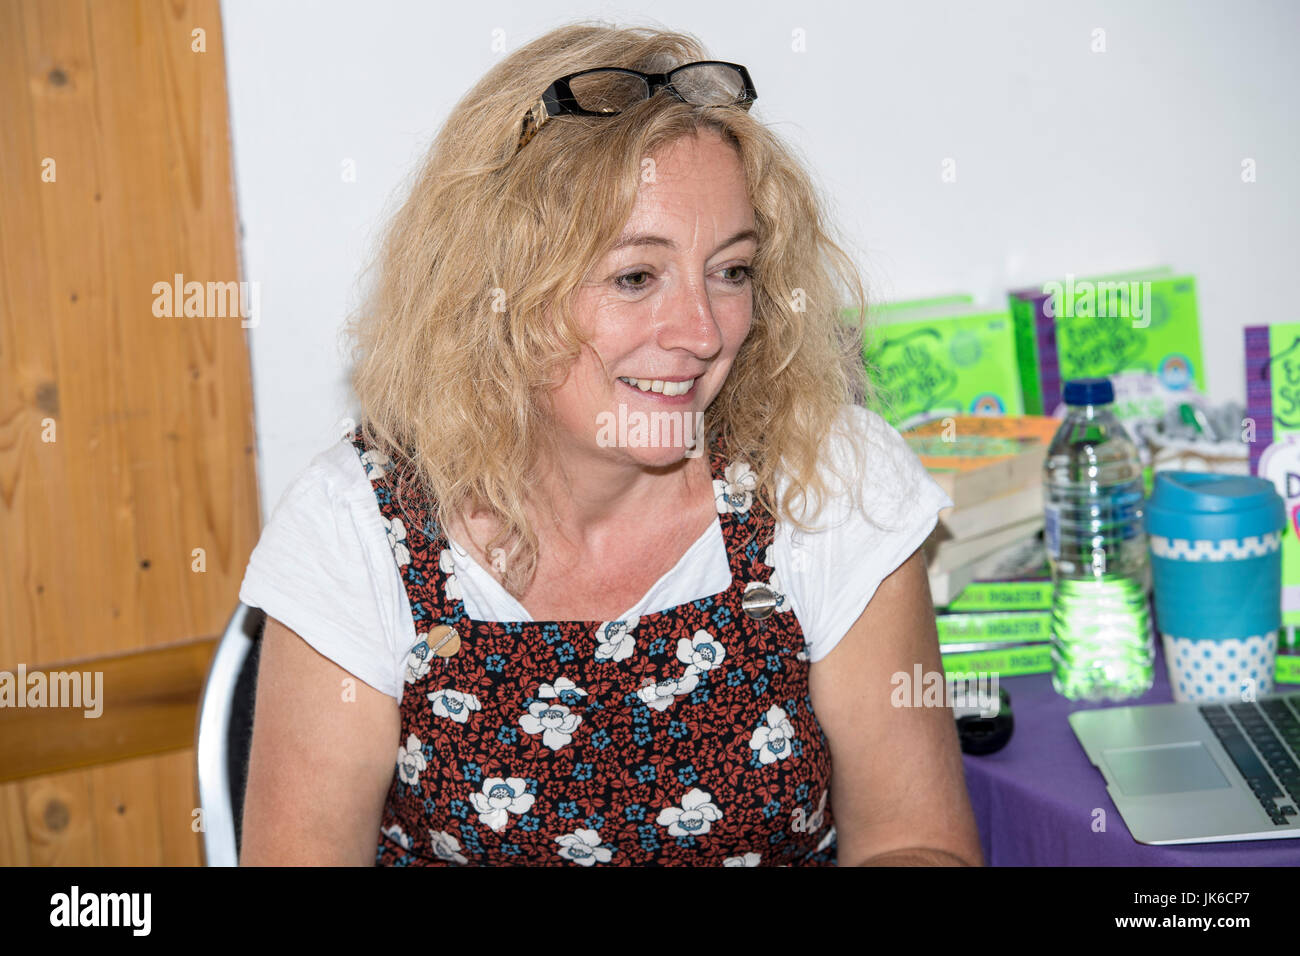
195, 602, 264, 866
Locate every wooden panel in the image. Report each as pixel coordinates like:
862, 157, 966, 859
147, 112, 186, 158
15, 770, 97, 866
0, 637, 218, 783
0, 0, 260, 865
0, 748, 204, 866
0, 0, 260, 664
155, 747, 203, 865
0, 779, 35, 866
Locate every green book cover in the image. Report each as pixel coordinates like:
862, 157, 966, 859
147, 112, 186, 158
943, 577, 1053, 612
1008, 293, 1044, 415
940, 642, 1052, 678
1009, 269, 1205, 424
842, 294, 974, 339
860, 304, 1025, 428
1278, 654, 1300, 685
1278, 626, 1300, 685
936, 610, 1052, 644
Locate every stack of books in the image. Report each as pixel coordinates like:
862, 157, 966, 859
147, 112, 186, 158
936, 532, 1054, 678
901, 414, 1062, 677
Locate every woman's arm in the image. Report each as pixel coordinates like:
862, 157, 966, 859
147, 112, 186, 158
807, 547, 984, 867
239, 615, 401, 866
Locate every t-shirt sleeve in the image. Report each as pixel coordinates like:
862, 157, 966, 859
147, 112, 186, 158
779, 404, 954, 664
238, 440, 408, 700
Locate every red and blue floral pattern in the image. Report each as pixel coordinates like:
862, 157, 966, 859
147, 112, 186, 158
350, 425, 838, 866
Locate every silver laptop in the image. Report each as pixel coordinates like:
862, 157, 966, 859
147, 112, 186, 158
1069, 694, 1300, 844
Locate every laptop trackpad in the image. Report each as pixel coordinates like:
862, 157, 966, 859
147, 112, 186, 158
1103, 742, 1234, 796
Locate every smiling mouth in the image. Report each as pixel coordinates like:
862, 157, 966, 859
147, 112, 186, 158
616, 376, 697, 396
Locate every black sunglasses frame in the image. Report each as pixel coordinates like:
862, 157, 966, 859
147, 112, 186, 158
515, 60, 757, 155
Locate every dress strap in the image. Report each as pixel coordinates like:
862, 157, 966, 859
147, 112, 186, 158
348, 422, 783, 623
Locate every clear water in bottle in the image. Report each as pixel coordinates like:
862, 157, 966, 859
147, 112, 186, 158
1043, 377, 1154, 701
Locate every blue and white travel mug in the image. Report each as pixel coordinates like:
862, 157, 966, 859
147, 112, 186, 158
1145, 471, 1285, 702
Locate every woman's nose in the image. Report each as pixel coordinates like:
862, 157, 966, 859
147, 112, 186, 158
651, 276, 724, 356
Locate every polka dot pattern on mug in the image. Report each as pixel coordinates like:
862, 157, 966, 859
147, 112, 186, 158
1162, 631, 1277, 702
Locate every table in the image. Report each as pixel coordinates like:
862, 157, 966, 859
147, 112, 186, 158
961, 635, 1300, 865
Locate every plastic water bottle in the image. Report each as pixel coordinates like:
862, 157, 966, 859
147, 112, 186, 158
1043, 378, 1154, 701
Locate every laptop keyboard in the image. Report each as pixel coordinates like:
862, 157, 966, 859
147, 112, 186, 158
1200, 695, 1300, 827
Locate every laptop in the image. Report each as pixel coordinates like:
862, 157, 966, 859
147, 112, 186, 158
1069, 694, 1300, 844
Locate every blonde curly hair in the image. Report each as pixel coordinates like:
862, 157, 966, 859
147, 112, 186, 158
344, 19, 890, 598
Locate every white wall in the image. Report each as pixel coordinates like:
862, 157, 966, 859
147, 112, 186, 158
220, 0, 1300, 518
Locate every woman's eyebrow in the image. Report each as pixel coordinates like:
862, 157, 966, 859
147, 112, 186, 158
609, 228, 759, 255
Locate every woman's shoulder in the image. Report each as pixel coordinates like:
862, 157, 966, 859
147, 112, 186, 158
771, 404, 952, 664
825, 403, 918, 474
775, 403, 949, 531
238, 433, 410, 700
314, 432, 380, 489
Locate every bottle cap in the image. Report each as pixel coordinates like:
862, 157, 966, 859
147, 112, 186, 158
1062, 377, 1114, 406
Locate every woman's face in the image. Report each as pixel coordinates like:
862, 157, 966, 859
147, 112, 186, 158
548, 128, 756, 469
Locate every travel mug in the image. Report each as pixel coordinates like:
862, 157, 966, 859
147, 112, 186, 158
1144, 471, 1285, 702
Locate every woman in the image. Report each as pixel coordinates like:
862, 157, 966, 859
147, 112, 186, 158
238, 21, 982, 867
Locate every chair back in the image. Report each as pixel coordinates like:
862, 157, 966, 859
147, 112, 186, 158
196, 602, 264, 866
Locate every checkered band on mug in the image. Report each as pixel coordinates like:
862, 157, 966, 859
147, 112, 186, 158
1149, 532, 1282, 562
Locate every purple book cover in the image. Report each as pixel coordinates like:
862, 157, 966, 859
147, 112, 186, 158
1011, 287, 1063, 416
1032, 292, 1064, 416
1244, 325, 1274, 477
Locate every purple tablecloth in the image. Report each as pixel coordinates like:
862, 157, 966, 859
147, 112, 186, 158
961, 635, 1300, 865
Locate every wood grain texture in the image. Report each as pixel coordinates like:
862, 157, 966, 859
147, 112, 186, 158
18, 773, 97, 866
0, 748, 204, 866
0, 637, 218, 782
1, 0, 260, 865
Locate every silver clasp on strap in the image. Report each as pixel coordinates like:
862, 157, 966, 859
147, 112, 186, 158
742, 584, 778, 620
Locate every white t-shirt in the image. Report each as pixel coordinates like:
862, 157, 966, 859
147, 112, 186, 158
238, 404, 953, 700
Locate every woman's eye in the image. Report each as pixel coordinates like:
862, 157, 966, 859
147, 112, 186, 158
614, 270, 651, 292
613, 265, 752, 292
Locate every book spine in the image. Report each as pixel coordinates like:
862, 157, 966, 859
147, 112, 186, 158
1031, 291, 1064, 416
1009, 293, 1043, 415
944, 578, 1053, 611
940, 639, 1048, 654
940, 643, 1053, 677
1244, 325, 1274, 478
936, 610, 1052, 644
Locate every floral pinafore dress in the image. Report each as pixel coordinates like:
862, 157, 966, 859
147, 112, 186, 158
349, 425, 838, 866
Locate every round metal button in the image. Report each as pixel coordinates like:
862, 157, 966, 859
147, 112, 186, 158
429, 624, 461, 658
742, 584, 778, 620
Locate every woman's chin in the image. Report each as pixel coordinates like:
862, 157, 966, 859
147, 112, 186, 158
614, 442, 704, 468
590, 399, 709, 466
